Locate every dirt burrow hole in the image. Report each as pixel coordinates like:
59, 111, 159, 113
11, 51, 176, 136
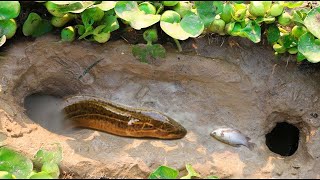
264, 112, 311, 158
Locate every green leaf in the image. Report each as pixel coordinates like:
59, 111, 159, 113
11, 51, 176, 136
0, 147, 33, 179
60, 1, 95, 14
100, 15, 119, 33
195, 1, 216, 28
180, 164, 201, 179
49, 1, 80, 5
297, 51, 306, 62
148, 165, 179, 179
292, 10, 306, 25
0, 171, 15, 179
132, 44, 166, 63
0, 1, 20, 20
23, 12, 42, 36
41, 162, 60, 178
298, 32, 320, 63
90, 1, 116, 11
29, 171, 53, 179
282, 34, 297, 48
0, 35, 6, 47
33, 143, 62, 168
31, 19, 53, 38
114, 1, 138, 21
304, 7, 320, 39
207, 175, 219, 179
115, 1, 160, 30
0, 19, 17, 39
213, 1, 224, 14
240, 20, 261, 43
93, 25, 106, 35
160, 21, 190, 40
282, 1, 304, 8
267, 24, 280, 44
149, 44, 166, 59
180, 13, 204, 37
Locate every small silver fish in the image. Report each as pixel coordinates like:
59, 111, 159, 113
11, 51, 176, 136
210, 128, 255, 150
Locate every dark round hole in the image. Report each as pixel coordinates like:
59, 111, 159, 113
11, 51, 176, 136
24, 93, 66, 133
265, 122, 300, 156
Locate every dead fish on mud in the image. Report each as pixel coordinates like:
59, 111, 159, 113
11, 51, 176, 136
210, 128, 255, 150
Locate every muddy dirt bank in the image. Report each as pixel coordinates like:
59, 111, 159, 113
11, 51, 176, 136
0, 35, 320, 178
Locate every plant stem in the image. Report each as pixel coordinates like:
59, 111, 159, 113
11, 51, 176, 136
173, 38, 182, 52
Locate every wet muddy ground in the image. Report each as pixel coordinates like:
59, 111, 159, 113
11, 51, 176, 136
0, 34, 320, 178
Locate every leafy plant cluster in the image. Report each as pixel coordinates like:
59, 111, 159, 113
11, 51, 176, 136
148, 164, 218, 179
0, 143, 62, 179
0, 1, 320, 63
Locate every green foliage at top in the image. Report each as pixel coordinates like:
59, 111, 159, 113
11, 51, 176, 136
0, 1, 320, 64
0, 143, 63, 179
0, 1, 20, 20
148, 164, 218, 179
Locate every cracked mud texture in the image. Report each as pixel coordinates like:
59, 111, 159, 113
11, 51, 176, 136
0, 34, 320, 178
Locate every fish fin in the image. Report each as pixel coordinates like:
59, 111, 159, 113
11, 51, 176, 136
247, 142, 256, 151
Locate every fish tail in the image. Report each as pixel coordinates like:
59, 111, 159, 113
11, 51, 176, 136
247, 142, 256, 151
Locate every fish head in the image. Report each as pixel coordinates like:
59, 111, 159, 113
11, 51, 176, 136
210, 130, 219, 138
138, 110, 187, 139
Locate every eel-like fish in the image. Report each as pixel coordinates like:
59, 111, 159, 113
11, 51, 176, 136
61, 95, 187, 139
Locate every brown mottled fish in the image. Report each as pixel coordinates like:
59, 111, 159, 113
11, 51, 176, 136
61, 95, 187, 139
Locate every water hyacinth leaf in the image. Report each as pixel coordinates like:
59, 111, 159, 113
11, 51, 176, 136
132, 44, 166, 63
114, 1, 139, 22
91, 1, 116, 11
207, 175, 219, 179
0, 171, 15, 179
297, 51, 306, 62
180, 13, 204, 37
48, 1, 80, 5
195, 1, 216, 28
160, 21, 190, 40
56, 1, 95, 14
180, 164, 201, 179
115, 1, 160, 30
0, 19, 17, 39
304, 7, 320, 39
0, 147, 33, 179
99, 15, 119, 33
0, 35, 6, 47
149, 44, 166, 59
129, 12, 161, 30
267, 24, 280, 44
132, 45, 148, 63
230, 22, 244, 37
22, 12, 42, 36
0, 1, 20, 20
292, 10, 306, 25
282, 34, 297, 48
30, 19, 53, 38
148, 165, 179, 179
283, 1, 304, 8
33, 143, 62, 168
213, 1, 224, 14
241, 20, 261, 43
29, 171, 53, 179
93, 25, 107, 35
41, 162, 60, 178
298, 32, 320, 63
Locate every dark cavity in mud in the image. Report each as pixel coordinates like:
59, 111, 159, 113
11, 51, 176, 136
24, 93, 67, 133
265, 122, 300, 156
